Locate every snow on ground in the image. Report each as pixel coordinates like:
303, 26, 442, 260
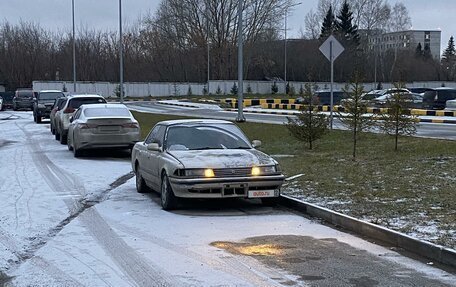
1, 111, 455, 286
157, 100, 223, 110
0, 111, 131, 272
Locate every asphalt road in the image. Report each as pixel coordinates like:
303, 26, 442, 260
127, 101, 456, 140
0, 110, 455, 286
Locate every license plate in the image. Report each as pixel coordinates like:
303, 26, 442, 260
99, 126, 120, 132
248, 190, 275, 198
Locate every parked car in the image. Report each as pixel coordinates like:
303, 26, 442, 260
340, 91, 380, 107
55, 94, 106, 144
33, 90, 65, 123
372, 92, 423, 109
422, 88, 456, 110
0, 96, 3, 111
131, 119, 285, 210
13, 89, 35, 111
408, 87, 434, 94
0, 92, 14, 109
67, 104, 140, 157
50, 97, 68, 135
445, 99, 456, 111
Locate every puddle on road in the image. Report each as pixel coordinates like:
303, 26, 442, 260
211, 235, 451, 286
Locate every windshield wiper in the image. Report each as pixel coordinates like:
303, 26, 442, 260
190, 147, 220, 150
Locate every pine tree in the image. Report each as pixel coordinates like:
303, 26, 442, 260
423, 43, 431, 59
415, 43, 423, 58
336, 1, 360, 45
442, 36, 456, 80
286, 84, 328, 150
230, 83, 238, 95
380, 84, 417, 151
320, 5, 337, 39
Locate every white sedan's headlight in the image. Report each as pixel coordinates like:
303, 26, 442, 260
184, 169, 215, 178
251, 165, 276, 176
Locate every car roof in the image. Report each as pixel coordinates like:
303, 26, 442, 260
68, 94, 104, 98
80, 103, 127, 109
39, 90, 63, 93
158, 119, 234, 126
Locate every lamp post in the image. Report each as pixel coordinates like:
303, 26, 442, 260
119, 0, 124, 103
72, 0, 76, 93
283, 2, 302, 94
206, 1, 210, 95
236, 0, 245, 122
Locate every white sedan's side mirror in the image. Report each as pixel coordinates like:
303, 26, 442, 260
252, 140, 262, 148
147, 142, 161, 152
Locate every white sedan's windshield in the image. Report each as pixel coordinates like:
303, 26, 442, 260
166, 124, 251, 150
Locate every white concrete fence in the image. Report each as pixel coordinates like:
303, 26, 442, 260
33, 80, 456, 98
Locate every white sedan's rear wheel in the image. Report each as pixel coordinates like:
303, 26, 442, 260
135, 166, 150, 193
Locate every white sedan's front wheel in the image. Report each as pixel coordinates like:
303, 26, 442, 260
135, 166, 150, 194
160, 174, 177, 210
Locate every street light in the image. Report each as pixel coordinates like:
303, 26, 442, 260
206, 1, 210, 95
236, 0, 245, 122
72, 0, 76, 93
119, 0, 124, 103
283, 2, 302, 94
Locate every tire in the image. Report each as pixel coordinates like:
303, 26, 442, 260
33, 115, 37, 122
36, 116, 41, 123
261, 197, 278, 207
135, 166, 150, 193
160, 174, 178, 210
50, 123, 55, 135
55, 129, 60, 141
59, 132, 67, 145
73, 148, 82, 158
67, 135, 73, 151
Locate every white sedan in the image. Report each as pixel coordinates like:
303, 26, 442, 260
67, 104, 141, 157
131, 119, 285, 210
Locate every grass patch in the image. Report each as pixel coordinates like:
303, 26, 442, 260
131, 111, 456, 249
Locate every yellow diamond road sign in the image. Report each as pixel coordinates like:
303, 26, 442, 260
319, 35, 344, 62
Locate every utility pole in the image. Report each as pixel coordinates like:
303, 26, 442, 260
119, 0, 124, 103
283, 2, 302, 94
206, 1, 210, 95
72, 0, 76, 93
236, 0, 245, 122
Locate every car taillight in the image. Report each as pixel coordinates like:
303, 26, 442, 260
79, 123, 98, 129
122, 123, 139, 128
64, 107, 75, 113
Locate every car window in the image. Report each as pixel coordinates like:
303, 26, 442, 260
58, 99, 68, 110
38, 92, 64, 101
84, 107, 130, 118
438, 90, 456, 102
165, 124, 250, 150
69, 97, 106, 109
145, 125, 166, 145
17, 91, 34, 98
73, 109, 82, 120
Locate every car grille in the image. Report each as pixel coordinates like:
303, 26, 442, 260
213, 168, 252, 177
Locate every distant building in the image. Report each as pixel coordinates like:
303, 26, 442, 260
367, 30, 441, 59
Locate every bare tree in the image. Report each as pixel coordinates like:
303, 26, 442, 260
388, 2, 412, 32
303, 9, 321, 39
352, 0, 391, 33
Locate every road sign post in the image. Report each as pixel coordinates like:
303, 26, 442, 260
319, 35, 344, 130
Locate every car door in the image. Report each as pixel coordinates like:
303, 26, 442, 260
139, 126, 161, 183
69, 109, 83, 147
147, 125, 167, 189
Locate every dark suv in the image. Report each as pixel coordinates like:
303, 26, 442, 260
33, 90, 65, 123
422, 88, 456, 110
13, 89, 35, 111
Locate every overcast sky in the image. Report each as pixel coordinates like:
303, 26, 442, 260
0, 0, 453, 53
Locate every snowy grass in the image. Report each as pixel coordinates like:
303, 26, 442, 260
132, 111, 456, 249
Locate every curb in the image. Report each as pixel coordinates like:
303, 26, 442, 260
157, 101, 201, 109
278, 195, 456, 269
225, 108, 456, 124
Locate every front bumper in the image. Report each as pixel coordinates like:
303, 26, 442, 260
168, 174, 285, 198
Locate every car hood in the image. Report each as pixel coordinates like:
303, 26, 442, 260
167, 149, 276, 169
